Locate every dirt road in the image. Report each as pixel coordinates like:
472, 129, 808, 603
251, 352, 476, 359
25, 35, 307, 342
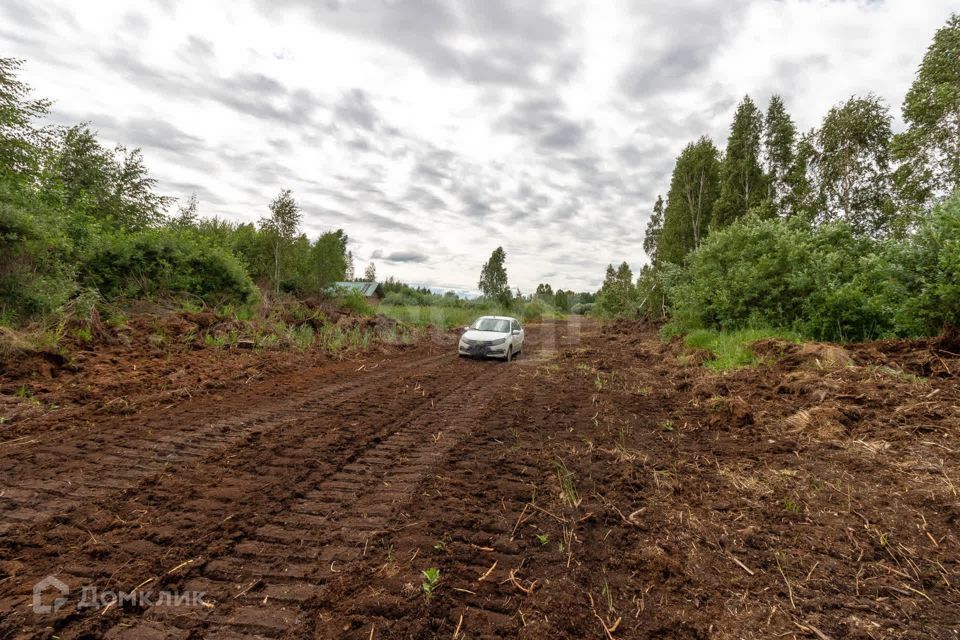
1, 319, 958, 639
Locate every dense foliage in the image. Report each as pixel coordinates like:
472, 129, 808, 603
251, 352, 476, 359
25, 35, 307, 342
602, 14, 960, 342
0, 58, 350, 326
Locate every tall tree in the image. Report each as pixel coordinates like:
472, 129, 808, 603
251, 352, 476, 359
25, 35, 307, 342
363, 261, 376, 282
643, 194, 664, 264
814, 95, 895, 236
596, 262, 636, 316
893, 13, 960, 205
554, 288, 570, 311
344, 250, 355, 281
173, 193, 199, 228
659, 137, 721, 264
258, 189, 302, 295
535, 283, 554, 301
714, 95, 766, 227
310, 229, 348, 294
44, 126, 170, 232
478, 246, 510, 304
763, 95, 797, 213
782, 129, 821, 220
0, 57, 50, 185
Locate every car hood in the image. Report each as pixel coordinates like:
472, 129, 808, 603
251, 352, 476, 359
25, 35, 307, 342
462, 330, 508, 341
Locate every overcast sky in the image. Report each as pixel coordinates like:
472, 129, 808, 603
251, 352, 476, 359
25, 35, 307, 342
2, 1, 957, 293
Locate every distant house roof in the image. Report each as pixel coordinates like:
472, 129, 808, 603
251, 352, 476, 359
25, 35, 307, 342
332, 281, 384, 297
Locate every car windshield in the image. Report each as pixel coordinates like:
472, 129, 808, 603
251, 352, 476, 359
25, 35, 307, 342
471, 318, 510, 333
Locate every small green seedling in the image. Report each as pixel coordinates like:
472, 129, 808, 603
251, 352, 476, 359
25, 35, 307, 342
783, 497, 800, 513
433, 541, 446, 551
421, 568, 440, 598
658, 420, 675, 432
535, 533, 549, 546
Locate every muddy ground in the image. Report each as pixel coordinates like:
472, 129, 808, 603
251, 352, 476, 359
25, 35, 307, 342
1, 318, 958, 639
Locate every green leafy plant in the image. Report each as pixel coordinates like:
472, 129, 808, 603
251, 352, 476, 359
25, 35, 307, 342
421, 567, 440, 599
556, 462, 582, 508
535, 533, 549, 546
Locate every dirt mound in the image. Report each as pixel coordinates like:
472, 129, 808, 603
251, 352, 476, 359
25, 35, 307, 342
706, 394, 754, 428
932, 324, 960, 354
0, 306, 422, 436
783, 403, 858, 440
754, 338, 854, 368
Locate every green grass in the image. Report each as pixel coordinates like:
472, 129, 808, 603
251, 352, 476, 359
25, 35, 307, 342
682, 327, 801, 371
378, 304, 508, 329
379, 300, 567, 329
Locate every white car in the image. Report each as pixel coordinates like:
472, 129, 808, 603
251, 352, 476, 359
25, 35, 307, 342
458, 315, 525, 362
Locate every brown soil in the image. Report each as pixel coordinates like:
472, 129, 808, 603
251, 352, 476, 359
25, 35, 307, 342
1, 318, 958, 639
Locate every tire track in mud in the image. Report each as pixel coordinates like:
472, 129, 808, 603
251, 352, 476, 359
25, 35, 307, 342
166, 364, 513, 639
0, 343, 518, 638
0, 353, 448, 534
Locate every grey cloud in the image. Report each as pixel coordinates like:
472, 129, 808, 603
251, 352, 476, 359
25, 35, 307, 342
540, 122, 585, 150
261, 0, 570, 88
620, 2, 750, 98
100, 51, 324, 127
162, 180, 228, 206
123, 117, 205, 154
380, 250, 429, 263
622, 43, 716, 96
615, 142, 672, 167
403, 186, 447, 211
462, 194, 492, 218
0, 1, 46, 30
50, 111, 218, 174
497, 95, 588, 151
182, 35, 215, 62
353, 210, 420, 234
121, 11, 150, 36
333, 89, 379, 131
307, 207, 421, 235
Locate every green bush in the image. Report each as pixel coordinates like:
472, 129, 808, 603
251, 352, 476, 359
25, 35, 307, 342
0, 201, 77, 323
885, 195, 960, 335
664, 198, 960, 341
667, 215, 890, 341
83, 228, 256, 305
522, 299, 545, 322
337, 289, 374, 316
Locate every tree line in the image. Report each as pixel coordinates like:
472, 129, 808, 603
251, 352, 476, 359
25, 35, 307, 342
596, 13, 960, 341
0, 58, 352, 326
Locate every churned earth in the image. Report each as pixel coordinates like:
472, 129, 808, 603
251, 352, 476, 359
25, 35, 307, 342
1, 318, 958, 639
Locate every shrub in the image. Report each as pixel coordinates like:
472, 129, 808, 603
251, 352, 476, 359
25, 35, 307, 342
0, 202, 77, 323
522, 299, 545, 322
337, 289, 374, 316
83, 228, 256, 305
667, 215, 891, 341
885, 195, 960, 335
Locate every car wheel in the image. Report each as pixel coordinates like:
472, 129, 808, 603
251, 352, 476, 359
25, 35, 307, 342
505, 347, 513, 362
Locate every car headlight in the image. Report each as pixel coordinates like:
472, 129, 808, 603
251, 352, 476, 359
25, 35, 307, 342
489, 338, 506, 346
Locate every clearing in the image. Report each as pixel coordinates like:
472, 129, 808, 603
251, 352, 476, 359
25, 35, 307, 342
1, 319, 958, 638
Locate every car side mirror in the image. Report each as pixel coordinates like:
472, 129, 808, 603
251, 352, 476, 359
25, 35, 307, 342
512, 329, 520, 335
463, 326, 470, 331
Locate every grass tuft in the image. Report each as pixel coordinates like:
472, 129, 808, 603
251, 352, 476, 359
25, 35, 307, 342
682, 328, 801, 371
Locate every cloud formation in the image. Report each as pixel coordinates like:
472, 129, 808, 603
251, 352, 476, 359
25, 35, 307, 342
2, 0, 955, 293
